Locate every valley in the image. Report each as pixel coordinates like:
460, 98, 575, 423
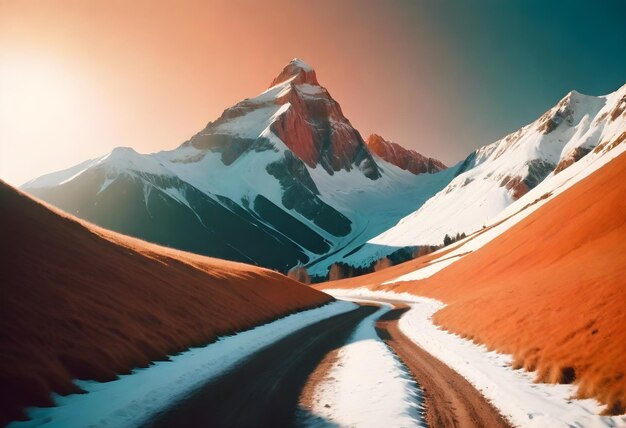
2, 52, 625, 427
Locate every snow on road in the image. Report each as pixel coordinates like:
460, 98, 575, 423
10, 301, 357, 428
305, 301, 426, 428
326, 288, 626, 428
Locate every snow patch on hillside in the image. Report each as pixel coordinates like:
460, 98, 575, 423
385, 254, 463, 284
383, 126, 626, 285
357, 84, 625, 257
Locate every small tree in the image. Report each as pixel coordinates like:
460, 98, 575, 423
328, 263, 345, 281
287, 264, 311, 284
373, 257, 392, 271
443, 234, 453, 246
327, 262, 355, 281
415, 245, 435, 258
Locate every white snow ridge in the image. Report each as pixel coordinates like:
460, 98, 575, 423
301, 303, 426, 428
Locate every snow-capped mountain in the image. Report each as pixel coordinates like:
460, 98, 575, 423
340, 83, 626, 268
366, 134, 446, 175
23, 59, 450, 273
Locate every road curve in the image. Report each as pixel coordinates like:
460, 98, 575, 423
146, 298, 512, 428
145, 304, 378, 428
375, 303, 512, 428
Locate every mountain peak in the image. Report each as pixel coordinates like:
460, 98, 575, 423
366, 134, 446, 175
289, 58, 313, 71
270, 58, 319, 87
537, 88, 604, 134
110, 146, 139, 156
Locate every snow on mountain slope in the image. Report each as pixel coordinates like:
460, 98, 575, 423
25, 147, 176, 190
23, 157, 100, 189
385, 129, 626, 285
341, 83, 626, 268
304, 162, 458, 277
22, 59, 449, 274
316, 107, 626, 289
180, 58, 380, 180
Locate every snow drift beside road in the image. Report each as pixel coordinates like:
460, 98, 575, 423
305, 302, 425, 427
326, 289, 626, 428
10, 301, 357, 428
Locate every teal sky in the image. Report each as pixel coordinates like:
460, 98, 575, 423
390, 0, 626, 161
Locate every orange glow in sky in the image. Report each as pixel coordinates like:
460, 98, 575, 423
0, 1, 470, 185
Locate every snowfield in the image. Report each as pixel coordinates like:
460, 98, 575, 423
304, 302, 426, 427
326, 289, 626, 428
10, 301, 357, 428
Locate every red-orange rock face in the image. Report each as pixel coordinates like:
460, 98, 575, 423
366, 134, 447, 175
270, 58, 319, 87
269, 60, 380, 179
499, 175, 529, 200
193, 59, 382, 178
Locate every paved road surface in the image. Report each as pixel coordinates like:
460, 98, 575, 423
146, 304, 377, 428
148, 299, 512, 427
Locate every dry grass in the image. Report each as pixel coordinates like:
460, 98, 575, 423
318, 151, 626, 414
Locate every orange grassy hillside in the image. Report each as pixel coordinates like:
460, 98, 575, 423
404, 152, 626, 414
0, 181, 331, 424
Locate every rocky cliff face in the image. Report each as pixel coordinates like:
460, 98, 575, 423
269, 58, 319, 87
366, 134, 446, 175
189, 58, 380, 179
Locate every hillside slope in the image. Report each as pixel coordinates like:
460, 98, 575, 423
342, 84, 626, 269
318, 145, 626, 414
0, 181, 331, 424
410, 151, 626, 415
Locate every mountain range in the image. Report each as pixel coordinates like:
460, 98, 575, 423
22, 59, 626, 279
22, 59, 451, 275
342, 83, 626, 270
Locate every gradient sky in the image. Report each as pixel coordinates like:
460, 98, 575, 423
1, 0, 625, 185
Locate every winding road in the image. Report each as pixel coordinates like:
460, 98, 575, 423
146, 305, 378, 427
146, 298, 511, 428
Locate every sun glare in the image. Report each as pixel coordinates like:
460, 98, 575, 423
1, 56, 82, 114
0, 54, 97, 185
